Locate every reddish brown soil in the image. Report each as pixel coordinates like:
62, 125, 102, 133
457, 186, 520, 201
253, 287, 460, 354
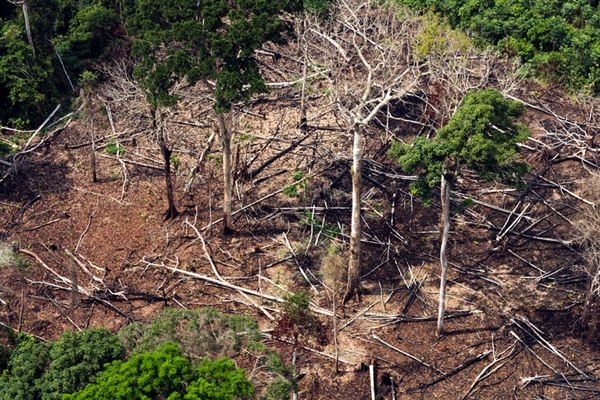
2, 71, 600, 399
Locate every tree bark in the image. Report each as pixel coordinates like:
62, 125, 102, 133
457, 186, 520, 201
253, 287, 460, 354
159, 140, 178, 220
152, 108, 177, 220
22, 1, 35, 57
218, 112, 233, 235
344, 124, 363, 303
437, 173, 451, 336
90, 119, 97, 183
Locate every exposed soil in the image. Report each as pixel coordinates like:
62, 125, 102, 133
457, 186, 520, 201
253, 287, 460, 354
2, 45, 600, 399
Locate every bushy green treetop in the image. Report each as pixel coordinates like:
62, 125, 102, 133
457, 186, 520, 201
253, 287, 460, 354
0, 328, 124, 400
64, 343, 253, 400
118, 307, 263, 361
127, 0, 303, 112
388, 88, 530, 201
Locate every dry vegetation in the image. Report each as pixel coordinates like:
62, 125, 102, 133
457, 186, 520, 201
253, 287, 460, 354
3, 1, 600, 398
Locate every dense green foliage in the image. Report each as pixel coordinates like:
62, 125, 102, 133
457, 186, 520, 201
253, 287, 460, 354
396, 0, 600, 93
64, 342, 254, 400
388, 88, 530, 201
0, 0, 119, 127
0, 328, 124, 400
127, 0, 303, 112
0, 309, 293, 399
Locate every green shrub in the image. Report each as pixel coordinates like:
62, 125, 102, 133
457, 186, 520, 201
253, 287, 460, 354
105, 142, 124, 156
118, 308, 262, 362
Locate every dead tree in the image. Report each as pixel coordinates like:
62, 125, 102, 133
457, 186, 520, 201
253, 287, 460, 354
574, 176, 600, 337
304, 0, 421, 302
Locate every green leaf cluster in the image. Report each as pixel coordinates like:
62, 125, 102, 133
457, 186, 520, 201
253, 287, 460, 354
0, 0, 119, 127
64, 343, 254, 400
388, 88, 530, 202
127, 0, 303, 112
394, 0, 600, 93
0, 328, 125, 400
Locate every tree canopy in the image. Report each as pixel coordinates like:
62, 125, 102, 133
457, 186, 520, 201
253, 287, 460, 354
127, 0, 303, 112
395, 0, 600, 93
388, 88, 530, 201
63, 342, 254, 400
0, 328, 124, 400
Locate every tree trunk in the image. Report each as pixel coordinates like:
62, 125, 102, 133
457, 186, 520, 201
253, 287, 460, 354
90, 119, 97, 183
582, 270, 600, 337
159, 140, 178, 220
299, 19, 308, 131
437, 173, 451, 336
22, 1, 35, 57
343, 124, 363, 303
218, 112, 233, 235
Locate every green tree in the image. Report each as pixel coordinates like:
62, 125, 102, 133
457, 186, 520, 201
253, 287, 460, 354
64, 343, 254, 400
0, 334, 51, 400
185, 357, 254, 400
127, 0, 303, 231
39, 327, 124, 400
0, 328, 123, 400
388, 88, 530, 335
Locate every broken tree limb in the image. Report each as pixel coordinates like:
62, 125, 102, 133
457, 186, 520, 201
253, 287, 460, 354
247, 130, 312, 179
200, 168, 330, 231
64, 249, 104, 285
511, 316, 587, 376
421, 350, 491, 389
98, 154, 163, 171
19, 248, 131, 319
262, 331, 354, 365
198, 234, 275, 321
159, 263, 333, 317
370, 359, 376, 400
372, 334, 443, 374
460, 341, 518, 400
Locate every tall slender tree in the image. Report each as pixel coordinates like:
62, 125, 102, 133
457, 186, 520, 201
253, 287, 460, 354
130, 48, 180, 219
128, 0, 303, 233
303, 0, 420, 301
388, 88, 530, 335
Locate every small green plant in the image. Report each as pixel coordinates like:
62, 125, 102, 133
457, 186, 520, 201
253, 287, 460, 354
0, 141, 12, 157
12, 256, 30, 273
300, 211, 341, 239
273, 292, 328, 349
78, 70, 98, 88
170, 154, 180, 171
235, 132, 255, 142
105, 142, 124, 156
283, 184, 298, 197
207, 153, 222, 166
265, 377, 294, 400
283, 170, 307, 198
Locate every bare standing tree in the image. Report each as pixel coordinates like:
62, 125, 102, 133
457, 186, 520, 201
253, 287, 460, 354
304, 0, 422, 302
574, 176, 600, 337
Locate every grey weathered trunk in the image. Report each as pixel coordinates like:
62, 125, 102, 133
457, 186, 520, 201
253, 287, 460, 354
582, 271, 600, 337
437, 173, 451, 336
22, 1, 35, 57
90, 119, 97, 183
344, 124, 363, 303
218, 112, 233, 234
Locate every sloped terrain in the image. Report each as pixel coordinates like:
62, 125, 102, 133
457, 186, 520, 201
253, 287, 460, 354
2, 3, 600, 399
